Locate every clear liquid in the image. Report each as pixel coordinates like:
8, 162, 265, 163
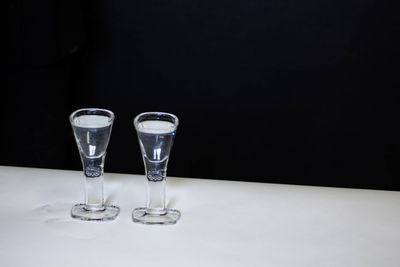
72, 115, 113, 158
137, 120, 176, 163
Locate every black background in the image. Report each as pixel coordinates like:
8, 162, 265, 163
4, 0, 399, 190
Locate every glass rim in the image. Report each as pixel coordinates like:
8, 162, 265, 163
133, 111, 179, 131
69, 108, 115, 126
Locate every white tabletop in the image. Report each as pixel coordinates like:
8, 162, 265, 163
0, 166, 399, 267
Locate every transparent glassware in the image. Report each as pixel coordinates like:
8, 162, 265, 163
133, 112, 181, 225
69, 108, 120, 221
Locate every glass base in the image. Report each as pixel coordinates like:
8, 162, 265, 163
71, 204, 120, 221
132, 207, 180, 225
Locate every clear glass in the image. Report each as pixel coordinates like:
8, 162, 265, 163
69, 108, 120, 221
133, 112, 181, 225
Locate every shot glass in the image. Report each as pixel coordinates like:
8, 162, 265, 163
133, 112, 180, 225
70, 108, 120, 221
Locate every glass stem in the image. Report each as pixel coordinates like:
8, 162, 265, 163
144, 159, 168, 215
82, 156, 105, 211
